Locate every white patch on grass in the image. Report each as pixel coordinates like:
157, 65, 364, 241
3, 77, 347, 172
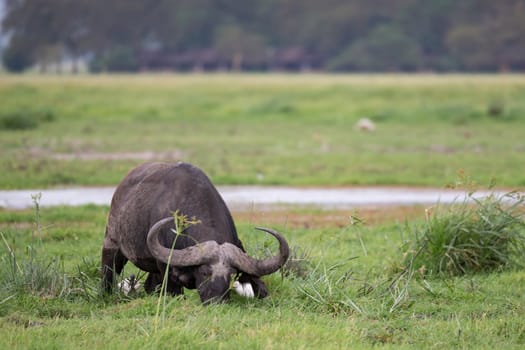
233, 281, 255, 298
355, 118, 376, 132
118, 275, 142, 295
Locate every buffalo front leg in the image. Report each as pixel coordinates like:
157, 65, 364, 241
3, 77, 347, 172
144, 272, 163, 294
101, 237, 128, 293
144, 264, 184, 295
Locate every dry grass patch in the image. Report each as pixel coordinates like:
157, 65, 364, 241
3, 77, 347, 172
233, 205, 427, 229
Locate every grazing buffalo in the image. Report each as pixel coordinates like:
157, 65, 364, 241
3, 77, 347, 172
101, 162, 289, 304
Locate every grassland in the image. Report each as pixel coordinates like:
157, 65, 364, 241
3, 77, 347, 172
1, 74, 525, 189
0, 203, 524, 349
1, 74, 525, 349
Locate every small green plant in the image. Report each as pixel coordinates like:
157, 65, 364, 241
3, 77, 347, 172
31, 193, 42, 244
0, 231, 68, 298
401, 191, 525, 276
250, 97, 295, 115
294, 260, 362, 315
250, 233, 310, 279
487, 100, 504, 118
0, 111, 39, 130
279, 245, 311, 278
154, 210, 200, 331
0, 108, 56, 131
0, 195, 68, 298
73, 257, 104, 302
0, 199, 103, 304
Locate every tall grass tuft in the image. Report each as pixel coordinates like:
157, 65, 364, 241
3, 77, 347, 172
0, 230, 134, 305
293, 260, 363, 315
250, 241, 311, 279
0, 193, 70, 299
0, 232, 68, 298
402, 191, 525, 276
0, 199, 108, 305
154, 211, 200, 332
279, 245, 311, 279
0, 108, 56, 131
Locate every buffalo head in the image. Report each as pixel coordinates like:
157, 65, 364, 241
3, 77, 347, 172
146, 217, 289, 303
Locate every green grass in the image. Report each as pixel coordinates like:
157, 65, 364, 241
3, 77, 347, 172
402, 191, 525, 276
1, 202, 524, 349
1, 74, 525, 347
1, 73, 525, 188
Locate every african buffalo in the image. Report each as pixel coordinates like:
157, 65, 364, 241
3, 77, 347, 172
101, 162, 289, 304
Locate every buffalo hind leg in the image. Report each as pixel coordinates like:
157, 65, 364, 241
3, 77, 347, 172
101, 245, 128, 293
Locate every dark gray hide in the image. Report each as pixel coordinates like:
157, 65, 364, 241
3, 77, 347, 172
101, 162, 289, 304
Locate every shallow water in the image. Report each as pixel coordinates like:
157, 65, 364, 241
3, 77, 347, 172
0, 186, 507, 210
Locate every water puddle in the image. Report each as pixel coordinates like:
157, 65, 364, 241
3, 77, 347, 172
0, 186, 506, 210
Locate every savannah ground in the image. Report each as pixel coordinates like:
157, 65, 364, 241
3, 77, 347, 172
1, 74, 525, 348
1, 74, 525, 188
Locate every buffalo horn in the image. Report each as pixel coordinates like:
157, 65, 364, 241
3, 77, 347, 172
226, 227, 290, 277
147, 218, 289, 276
146, 217, 220, 267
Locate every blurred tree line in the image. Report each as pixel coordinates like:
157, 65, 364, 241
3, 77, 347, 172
2, 0, 525, 73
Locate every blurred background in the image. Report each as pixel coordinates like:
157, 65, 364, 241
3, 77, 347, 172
1, 0, 525, 74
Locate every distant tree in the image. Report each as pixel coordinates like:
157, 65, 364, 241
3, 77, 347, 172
214, 25, 268, 70
328, 24, 422, 71
397, 0, 456, 70
446, 0, 525, 71
1, 34, 34, 72
141, 0, 218, 52
89, 46, 139, 72
1, 0, 524, 72
1, 0, 93, 72
446, 25, 492, 70
35, 44, 64, 72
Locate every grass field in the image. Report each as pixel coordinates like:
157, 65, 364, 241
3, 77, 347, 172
1, 74, 525, 348
1, 201, 524, 349
1, 74, 525, 188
